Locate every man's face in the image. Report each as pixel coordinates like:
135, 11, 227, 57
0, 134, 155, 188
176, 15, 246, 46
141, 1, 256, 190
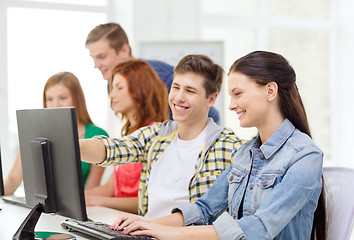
169, 72, 215, 127
87, 38, 126, 80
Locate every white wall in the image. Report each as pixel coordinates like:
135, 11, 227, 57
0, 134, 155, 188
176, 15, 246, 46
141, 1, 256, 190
0, 1, 10, 177
1, 0, 354, 179
331, 0, 354, 167
129, 0, 354, 167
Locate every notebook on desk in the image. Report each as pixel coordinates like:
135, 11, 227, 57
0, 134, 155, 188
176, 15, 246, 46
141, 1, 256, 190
61, 218, 153, 240
0, 144, 28, 208
2, 194, 28, 208
1, 185, 28, 207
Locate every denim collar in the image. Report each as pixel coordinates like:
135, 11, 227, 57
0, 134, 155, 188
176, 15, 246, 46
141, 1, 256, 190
251, 119, 295, 159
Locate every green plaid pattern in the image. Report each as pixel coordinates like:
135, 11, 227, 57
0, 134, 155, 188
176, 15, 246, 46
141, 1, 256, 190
96, 122, 245, 216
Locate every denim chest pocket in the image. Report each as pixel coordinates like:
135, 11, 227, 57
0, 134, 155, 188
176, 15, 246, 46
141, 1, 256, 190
227, 168, 247, 204
256, 174, 278, 189
251, 173, 282, 207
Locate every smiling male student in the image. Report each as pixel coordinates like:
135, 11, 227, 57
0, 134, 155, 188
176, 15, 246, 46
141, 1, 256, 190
80, 54, 243, 218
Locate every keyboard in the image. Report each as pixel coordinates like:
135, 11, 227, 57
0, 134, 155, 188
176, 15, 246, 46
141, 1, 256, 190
61, 218, 153, 240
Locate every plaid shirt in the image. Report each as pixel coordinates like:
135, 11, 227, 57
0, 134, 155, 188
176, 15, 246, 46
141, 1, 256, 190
96, 119, 244, 216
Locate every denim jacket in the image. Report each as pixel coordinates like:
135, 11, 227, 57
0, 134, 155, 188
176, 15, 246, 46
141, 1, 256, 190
176, 119, 323, 240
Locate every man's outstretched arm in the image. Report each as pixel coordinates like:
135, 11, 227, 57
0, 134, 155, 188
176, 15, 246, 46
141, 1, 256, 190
79, 138, 106, 164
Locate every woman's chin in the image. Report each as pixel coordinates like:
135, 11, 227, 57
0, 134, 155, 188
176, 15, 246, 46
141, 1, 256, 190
239, 121, 251, 128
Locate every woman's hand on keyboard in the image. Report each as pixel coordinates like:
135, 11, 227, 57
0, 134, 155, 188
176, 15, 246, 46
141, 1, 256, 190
121, 221, 182, 240
110, 211, 146, 231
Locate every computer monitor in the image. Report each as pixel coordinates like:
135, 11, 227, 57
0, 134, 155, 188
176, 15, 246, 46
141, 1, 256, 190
14, 107, 88, 239
0, 146, 4, 196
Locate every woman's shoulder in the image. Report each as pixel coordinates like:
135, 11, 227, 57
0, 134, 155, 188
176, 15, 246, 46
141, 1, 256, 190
288, 129, 322, 153
85, 124, 109, 138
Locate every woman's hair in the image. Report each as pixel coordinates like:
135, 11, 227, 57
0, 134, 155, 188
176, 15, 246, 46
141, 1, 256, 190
229, 50, 326, 240
43, 72, 93, 125
110, 60, 169, 135
229, 51, 311, 136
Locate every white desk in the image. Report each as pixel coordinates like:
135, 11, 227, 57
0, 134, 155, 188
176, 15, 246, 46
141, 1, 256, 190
0, 199, 121, 239
2, 199, 353, 240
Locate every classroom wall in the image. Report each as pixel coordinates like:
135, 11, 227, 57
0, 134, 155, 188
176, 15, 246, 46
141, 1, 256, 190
127, 0, 354, 167
1, 0, 354, 181
332, 0, 354, 167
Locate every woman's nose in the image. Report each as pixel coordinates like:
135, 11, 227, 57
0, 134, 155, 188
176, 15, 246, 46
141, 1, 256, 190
229, 99, 237, 111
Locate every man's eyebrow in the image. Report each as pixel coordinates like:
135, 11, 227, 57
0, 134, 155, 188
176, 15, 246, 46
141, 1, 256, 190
173, 82, 198, 90
185, 86, 198, 92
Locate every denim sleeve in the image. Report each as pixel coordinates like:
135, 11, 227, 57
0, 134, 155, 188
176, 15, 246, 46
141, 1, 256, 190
175, 165, 232, 226
175, 204, 246, 240
213, 212, 246, 240
237, 147, 323, 239
173, 203, 205, 226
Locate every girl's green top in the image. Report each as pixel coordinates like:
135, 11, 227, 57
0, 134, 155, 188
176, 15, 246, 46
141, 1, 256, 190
81, 124, 109, 186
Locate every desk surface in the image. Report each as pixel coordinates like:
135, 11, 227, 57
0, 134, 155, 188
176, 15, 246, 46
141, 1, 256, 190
2, 198, 353, 240
0, 198, 121, 239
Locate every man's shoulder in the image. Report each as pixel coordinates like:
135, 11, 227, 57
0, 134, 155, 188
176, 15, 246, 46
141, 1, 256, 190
218, 127, 246, 146
136, 120, 177, 139
144, 59, 174, 69
153, 120, 178, 137
141, 59, 174, 89
218, 127, 235, 138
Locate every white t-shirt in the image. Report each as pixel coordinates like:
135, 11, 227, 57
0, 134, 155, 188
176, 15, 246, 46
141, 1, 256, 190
144, 128, 207, 219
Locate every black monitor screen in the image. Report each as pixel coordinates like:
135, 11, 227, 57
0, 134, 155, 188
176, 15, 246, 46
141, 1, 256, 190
15, 107, 87, 238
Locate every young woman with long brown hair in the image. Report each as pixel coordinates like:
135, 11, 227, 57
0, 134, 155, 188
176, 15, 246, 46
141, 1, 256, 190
112, 51, 326, 240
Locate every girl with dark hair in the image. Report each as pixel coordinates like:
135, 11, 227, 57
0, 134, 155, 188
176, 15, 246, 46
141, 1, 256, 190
112, 51, 326, 240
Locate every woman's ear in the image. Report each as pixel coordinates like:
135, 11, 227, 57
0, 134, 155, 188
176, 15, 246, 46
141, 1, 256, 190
266, 82, 278, 102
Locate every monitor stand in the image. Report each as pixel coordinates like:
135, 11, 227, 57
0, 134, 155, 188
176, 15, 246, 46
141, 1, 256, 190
12, 203, 76, 240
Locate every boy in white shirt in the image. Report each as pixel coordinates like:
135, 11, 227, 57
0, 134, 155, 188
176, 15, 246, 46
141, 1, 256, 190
80, 54, 244, 217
